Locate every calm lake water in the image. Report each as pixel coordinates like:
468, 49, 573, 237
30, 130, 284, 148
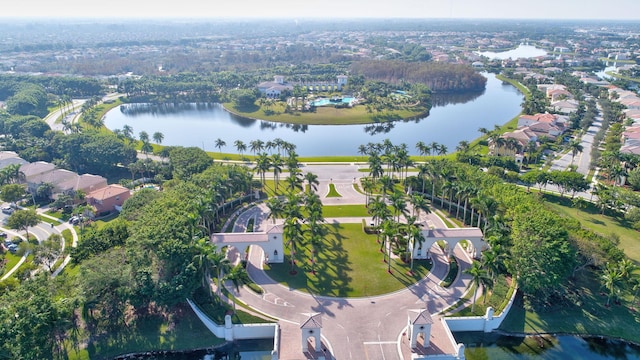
456, 332, 640, 360
103, 72, 523, 156
477, 44, 548, 60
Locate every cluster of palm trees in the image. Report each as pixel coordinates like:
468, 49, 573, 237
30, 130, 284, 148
414, 159, 503, 233
192, 237, 248, 311
262, 152, 325, 275
213, 138, 297, 159
414, 141, 448, 157
600, 259, 638, 307
0, 164, 24, 186
464, 243, 507, 313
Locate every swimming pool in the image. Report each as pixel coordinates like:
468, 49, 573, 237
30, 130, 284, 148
311, 97, 355, 106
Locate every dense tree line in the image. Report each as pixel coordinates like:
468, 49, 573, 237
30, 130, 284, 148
0, 74, 104, 99
350, 60, 487, 93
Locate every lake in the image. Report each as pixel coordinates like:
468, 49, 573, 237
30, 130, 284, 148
477, 44, 548, 60
455, 332, 640, 360
103, 72, 523, 156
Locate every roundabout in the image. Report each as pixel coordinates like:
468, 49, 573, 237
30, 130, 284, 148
213, 164, 490, 360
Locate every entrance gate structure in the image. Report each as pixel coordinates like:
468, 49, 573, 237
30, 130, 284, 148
412, 227, 486, 260
211, 224, 284, 264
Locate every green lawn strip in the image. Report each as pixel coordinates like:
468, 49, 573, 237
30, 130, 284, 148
322, 204, 369, 218
45, 210, 64, 219
92, 212, 119, 229
542, 194, 640, 262
454, 274, 513, 316
61, 229, 73, 250
499, 269, 640, 344
604, 71, 640, 84
440, 256, 459, 287
37, 215, 59, 225
66, 303, 225, 360
223, 102, 428, 126
1, 252, 22, 276
264, 223, 431, 297
326, 183, 342, 197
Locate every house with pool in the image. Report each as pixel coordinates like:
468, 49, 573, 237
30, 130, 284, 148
257, 75, 349, 98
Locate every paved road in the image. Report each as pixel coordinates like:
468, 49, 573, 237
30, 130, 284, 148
0, 206, 78, 280
43, 99, 86, 132
550, 108, 602, 175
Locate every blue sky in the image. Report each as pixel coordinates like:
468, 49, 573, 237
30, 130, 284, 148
2, 0, 640, 19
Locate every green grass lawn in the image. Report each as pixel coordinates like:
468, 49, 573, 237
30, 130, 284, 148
66, 303, 224, 360
322, 204, 369, 218
326, 183, 342, 197
500, 269, 640, 344
542, 194, 640, 262
224, 102, 428, 126
264, 223, 431, 297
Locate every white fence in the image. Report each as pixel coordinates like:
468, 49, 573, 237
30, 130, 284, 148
444, 285, 518, 333
187, 299, 279, 360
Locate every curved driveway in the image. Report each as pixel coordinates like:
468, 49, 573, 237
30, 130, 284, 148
225, 164, 475, 359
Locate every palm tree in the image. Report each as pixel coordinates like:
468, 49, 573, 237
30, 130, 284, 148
284, 217, 304, 274
409, 193, 430, 218
437, 144, 448, 155
361, 177, 375, 205
569, 140, 583, 166
380, 219, 397, 272
285, 169, 304, 194
193, 238, 218, 297
249, 139, 265, 155
234, 140, 247, 159
389, 190, 408, 222
481, 246, 505, 281
456, 140, 470, 154
368, 153, 384, 182
254, 153, 271, 187
429, 142, 440, 157
464, 261, 493, 313
224, 264, 249, 312
601, 262, 623, 307
152, 131, 164, 145
379, 175, 394, 202
408, 220, 425, 273
304, 172, 320, 193
271, 154, 284, 193
416, 141, 427, 157
214, 138, 226, 153
266, 197, 285, 224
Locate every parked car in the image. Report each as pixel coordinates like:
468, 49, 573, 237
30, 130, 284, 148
7, 243, 18, 253
1, 206, 13, 215
0, 232, 6, 238
69, 216, 80, 225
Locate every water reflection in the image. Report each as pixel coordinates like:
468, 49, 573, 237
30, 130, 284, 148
431, 91, 484, 107
116, 339, 274, 360
455, 332, 640, 360
364, 122, 395, 135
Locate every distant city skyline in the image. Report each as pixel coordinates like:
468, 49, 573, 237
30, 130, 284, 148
2, 0, 640, 20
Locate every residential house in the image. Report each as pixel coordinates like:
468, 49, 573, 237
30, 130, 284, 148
55, 174, 108, 198
20, 161, 56, 183
517, 113, 567, 129
550, 99, 579, 114
490, 128, 537, 157
26, 168, 77, 194
86, 184, 131, 215
0, 151, 27, 170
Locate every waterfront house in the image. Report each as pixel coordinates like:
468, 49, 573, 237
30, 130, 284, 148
86, 184, 131, 215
